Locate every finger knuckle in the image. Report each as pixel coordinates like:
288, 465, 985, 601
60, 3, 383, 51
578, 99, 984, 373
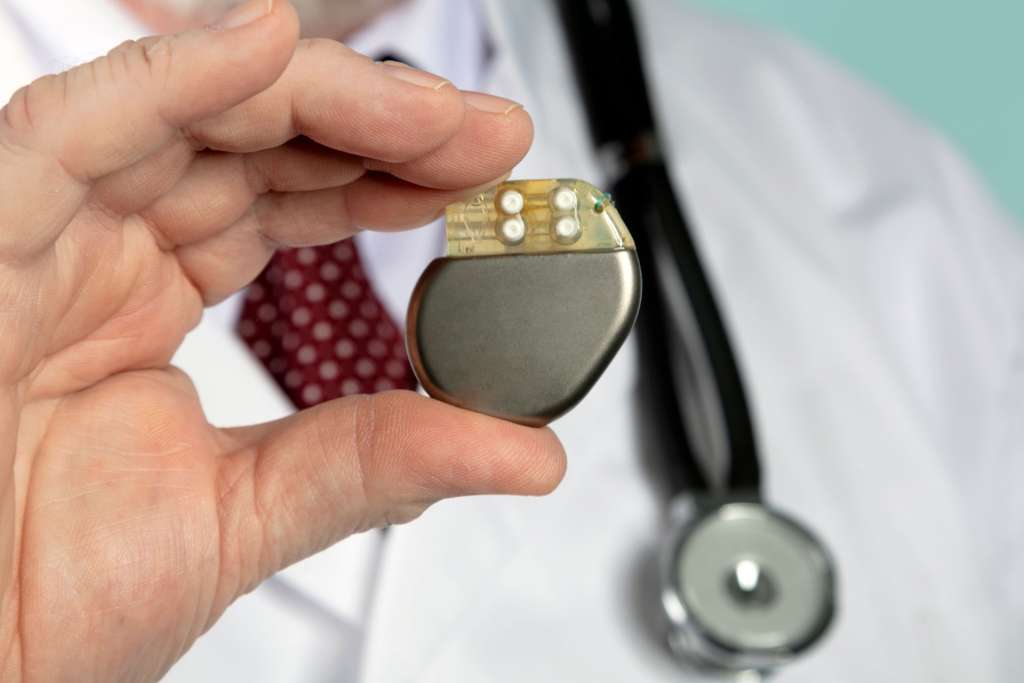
106, 38, 140, 58
1, 85, 30, 133
96, 37, 175, 97
298, 37, 353, 60
294, 38, 374, 84
1, 74, 63, 135
351, 392, 418, 498
128, 36, 176, 86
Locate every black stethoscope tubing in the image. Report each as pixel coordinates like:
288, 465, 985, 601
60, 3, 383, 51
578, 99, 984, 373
556, 0, 762, 497
557, 2, 838, 673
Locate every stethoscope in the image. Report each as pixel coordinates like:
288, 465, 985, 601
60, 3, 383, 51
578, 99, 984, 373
557, 0, 837, 675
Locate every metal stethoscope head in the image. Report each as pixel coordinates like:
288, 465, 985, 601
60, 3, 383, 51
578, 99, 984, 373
659, 495, 836, 676
554, 0, 840, 674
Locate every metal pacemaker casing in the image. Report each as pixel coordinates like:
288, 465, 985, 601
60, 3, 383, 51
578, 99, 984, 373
406, 179, 641, 426
408, 250, 640, 426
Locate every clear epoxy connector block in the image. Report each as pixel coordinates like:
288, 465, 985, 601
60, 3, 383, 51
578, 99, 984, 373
444, 179, 635, 257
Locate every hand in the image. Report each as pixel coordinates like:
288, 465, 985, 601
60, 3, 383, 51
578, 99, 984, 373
0, 1, 565, 680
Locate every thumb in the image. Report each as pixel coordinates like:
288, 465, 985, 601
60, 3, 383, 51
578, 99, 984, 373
0, 0, 299, 254
214, 391, 567, 586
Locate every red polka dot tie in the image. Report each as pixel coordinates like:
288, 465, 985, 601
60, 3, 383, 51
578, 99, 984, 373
237, 241, 417, 407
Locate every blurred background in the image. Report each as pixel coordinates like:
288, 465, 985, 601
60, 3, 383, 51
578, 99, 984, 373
690, 0, 1024, 227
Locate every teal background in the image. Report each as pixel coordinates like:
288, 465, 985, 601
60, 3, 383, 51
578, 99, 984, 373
689, 0, 1023, 225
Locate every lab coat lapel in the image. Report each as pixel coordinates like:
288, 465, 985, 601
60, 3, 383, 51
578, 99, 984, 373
359, 498, 527, 682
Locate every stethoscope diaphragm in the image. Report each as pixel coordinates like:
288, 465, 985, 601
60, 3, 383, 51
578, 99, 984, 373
660, 497, 836, 673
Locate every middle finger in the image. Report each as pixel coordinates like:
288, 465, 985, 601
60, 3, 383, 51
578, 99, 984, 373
187, 39, 465, 162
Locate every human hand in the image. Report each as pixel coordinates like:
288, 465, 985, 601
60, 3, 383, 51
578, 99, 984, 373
0, 1, 565, 680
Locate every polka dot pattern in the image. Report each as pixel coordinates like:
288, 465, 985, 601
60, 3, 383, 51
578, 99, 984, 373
238, 241, 416, 407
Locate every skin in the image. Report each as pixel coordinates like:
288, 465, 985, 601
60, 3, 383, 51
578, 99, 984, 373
0, 1, 566, 681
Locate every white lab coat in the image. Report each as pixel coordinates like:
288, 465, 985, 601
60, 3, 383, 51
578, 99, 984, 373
3, 0, 1023, 681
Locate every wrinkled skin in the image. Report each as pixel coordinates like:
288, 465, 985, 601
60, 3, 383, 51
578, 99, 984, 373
0, 2, 565, 681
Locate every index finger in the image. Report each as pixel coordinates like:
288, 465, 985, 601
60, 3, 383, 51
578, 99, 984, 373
188, 40, 468, 163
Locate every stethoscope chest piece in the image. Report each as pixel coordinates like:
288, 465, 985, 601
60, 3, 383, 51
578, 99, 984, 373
407, 179, 641, 426
660, 498, 836, 674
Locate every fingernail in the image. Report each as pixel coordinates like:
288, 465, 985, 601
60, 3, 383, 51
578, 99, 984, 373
463, 91, 523, 116
379, 62, 450, 91
459, 173, 513, 199
209, 0, 273, 31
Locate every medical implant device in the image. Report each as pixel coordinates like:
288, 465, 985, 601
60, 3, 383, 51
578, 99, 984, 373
407, 179, 641, 426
